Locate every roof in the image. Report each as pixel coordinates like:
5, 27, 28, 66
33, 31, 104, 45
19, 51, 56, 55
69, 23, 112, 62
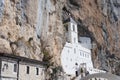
63, 17, 77, 24
0, 53, 46, 66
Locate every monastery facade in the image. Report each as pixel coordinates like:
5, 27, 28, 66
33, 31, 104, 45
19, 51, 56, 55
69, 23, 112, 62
61, 18, 106, 76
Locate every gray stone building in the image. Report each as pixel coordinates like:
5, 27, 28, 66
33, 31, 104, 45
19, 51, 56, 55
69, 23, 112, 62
0, 53, 45, 80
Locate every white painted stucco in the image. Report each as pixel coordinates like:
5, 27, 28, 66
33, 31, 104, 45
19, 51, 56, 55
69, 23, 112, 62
19, 62, 45, 80
0, 57, 45, 80
79, 37, 92, 49
1, 60, 17, 80
61, 18, 105, 76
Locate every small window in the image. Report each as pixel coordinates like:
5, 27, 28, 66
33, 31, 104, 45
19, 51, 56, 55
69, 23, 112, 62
80, 51, 82, 56
45, 0, 47, 3
74, 48, 76, 53
65, 24, 68, 31
36, 68, 39, 75
65, 65, 67, 68
2, 63, 8, 72
83, 52, 84, 57
95, 78, 97, 80
74, 38, 76, 43
66, 26, 68, 31
68, 50, 69, 53
73, 25, 75, 31
14, 64, 17, 72
70, 58, 72, 61
85, 54, 87, 57
66, 57, 68, 60
26, 66, 29, 74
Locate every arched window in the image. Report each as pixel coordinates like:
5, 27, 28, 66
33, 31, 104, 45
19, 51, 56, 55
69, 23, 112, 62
2, 63, 8, 72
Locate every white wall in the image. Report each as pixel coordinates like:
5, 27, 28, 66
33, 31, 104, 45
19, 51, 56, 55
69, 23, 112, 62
1, 60, 17, 80
70, 23, 78, 44
61, 18, 105, 76
19, 62, 45, 80
0, 58, 46, 80
61, 42, 105, 75
61, 42, 93, 75
79, 37, 92, 49
65, 22, 78, 44
1, 78, 16, 80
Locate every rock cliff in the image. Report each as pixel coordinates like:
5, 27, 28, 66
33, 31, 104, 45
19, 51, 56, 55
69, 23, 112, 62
0, 0, 120, 78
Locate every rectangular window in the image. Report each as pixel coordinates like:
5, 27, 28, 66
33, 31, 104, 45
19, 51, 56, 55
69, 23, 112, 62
74, 38, 76, 43
36, 68, 39, 75
83, 52, 84, 57
74, 48, 76, 53
80, 52, 81, 56
65, 26, 68, 31
85, 53, 87, 57
65, 24, 68, 31
73, 25, 75, 31
14, 64, 17, 72
26, 66, 29, 74
68, 50, 69, 53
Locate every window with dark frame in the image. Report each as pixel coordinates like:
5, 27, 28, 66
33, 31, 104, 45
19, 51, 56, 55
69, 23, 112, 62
36, 68, 39, 75
26, 66, 29, 74
65, 26, 68, 31
65, 24, 68, 31
14, 64, 17, 72
2, 63, 8, 72
73, 25, 75, 31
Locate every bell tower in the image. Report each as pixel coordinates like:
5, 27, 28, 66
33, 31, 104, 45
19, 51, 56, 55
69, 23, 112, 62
64, 18, 78, 44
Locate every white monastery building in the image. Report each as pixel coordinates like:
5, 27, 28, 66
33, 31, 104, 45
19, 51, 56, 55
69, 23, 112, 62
61, 18, 106, 76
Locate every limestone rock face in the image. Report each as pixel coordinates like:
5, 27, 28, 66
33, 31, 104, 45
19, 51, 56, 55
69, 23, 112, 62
0, 0, 65, 65
0, 0, 43, 60
0, 38, 12, 53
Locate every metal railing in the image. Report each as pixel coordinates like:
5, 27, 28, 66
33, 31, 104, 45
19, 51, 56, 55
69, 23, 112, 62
75, 73, 120, 80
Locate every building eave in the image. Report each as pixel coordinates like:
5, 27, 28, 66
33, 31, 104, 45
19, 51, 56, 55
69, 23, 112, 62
0, 53, 46, 67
